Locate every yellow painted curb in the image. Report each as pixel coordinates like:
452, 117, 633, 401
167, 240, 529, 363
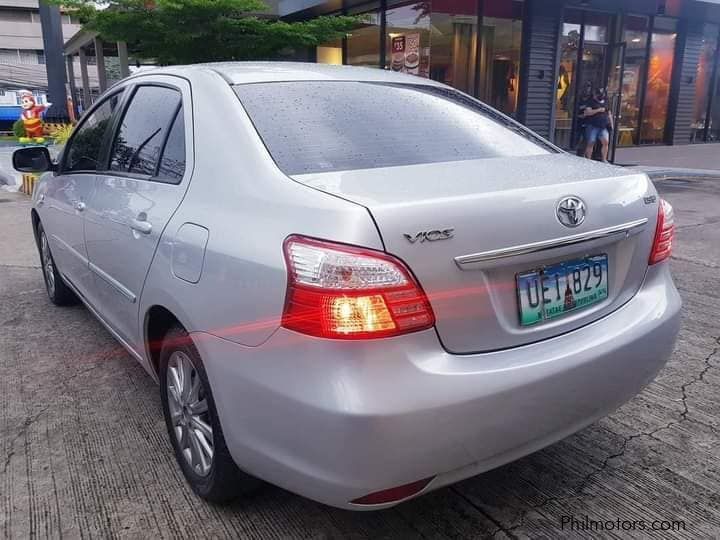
21, 173, 38, 196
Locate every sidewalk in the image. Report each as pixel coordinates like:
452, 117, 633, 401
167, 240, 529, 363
0, 144, 21, 190
615, 143, 720, 172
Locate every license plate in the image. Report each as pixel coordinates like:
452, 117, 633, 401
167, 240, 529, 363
516, 254, 609, 326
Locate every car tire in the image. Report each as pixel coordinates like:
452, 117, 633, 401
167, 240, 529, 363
36, 222, 77, 306
159, 325, 260, 503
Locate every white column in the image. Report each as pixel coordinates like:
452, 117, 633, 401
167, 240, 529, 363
117, 41, 130, 78
78, 47, 92, 111
94, 37, 107, 92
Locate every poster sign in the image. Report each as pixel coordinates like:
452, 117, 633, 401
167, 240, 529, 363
390, 33, 423, 76
390, 36, 406, 72
404, 33, 420, 75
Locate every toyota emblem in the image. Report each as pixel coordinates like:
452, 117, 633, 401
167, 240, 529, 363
556, 196, 586, 228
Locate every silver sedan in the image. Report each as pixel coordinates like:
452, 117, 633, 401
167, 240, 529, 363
13, 62, 680, 509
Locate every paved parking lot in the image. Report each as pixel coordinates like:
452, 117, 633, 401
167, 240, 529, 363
1, 176, 719, 539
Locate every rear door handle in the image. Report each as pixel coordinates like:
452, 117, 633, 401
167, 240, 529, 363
130, 218, 152, 235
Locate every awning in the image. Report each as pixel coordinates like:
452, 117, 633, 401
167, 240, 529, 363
0, 106, 22, 121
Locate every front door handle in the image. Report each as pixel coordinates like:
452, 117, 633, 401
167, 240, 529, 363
75, 201, 86, 212
130, 218, 152, 235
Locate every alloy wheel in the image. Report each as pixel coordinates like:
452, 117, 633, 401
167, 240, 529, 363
166, 351, 214, 476
40, 231, 55, 298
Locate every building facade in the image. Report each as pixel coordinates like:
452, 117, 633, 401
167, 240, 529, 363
0, 0, 99, 128
283, 0, 720, 149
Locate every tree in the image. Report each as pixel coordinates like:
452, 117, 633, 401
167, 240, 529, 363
55, 0, 359, 65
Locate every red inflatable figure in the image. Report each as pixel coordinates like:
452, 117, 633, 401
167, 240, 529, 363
19, 90, 51, 140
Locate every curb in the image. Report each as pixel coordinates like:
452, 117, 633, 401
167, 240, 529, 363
622, 166, 720, 181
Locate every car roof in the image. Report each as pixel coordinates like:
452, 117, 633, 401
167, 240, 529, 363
127, 61, 446, 87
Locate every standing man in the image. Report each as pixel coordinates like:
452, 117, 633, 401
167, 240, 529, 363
582, 87, 612, 162
576, 82, 594, 156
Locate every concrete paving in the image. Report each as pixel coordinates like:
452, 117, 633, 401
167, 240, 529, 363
1, 177, 719, 538
0, 146, 21, 190
615, 144, 720, 172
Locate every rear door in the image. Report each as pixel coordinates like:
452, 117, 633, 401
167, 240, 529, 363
84, 78, 192, 351
41, 92, 122, 297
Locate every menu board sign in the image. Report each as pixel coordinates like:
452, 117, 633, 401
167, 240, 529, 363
391, 35, 406, 72
390, 33, 421, 75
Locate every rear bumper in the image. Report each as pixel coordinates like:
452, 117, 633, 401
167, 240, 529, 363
194, 263, 681, 509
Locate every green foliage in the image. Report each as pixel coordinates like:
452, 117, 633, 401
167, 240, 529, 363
12, 118, 26, 138
48, 123, 75, 145
53, 0, 359, 64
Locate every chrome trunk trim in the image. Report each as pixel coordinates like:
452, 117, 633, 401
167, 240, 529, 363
455, 218, 649, 267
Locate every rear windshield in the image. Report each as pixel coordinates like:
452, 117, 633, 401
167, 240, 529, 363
234, 81, 554, 175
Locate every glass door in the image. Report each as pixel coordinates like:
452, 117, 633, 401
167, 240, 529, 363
554, 10, 613, 150
554, 9, 582, 149
607, 40, 626, 161
615, 15, 650, 146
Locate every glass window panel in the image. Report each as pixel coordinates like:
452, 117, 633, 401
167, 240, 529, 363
690, 24, 718, 142
234, 81, 552, 175
347, 6, 381, 67
110, 86, 182, 176
317, 38, 342, 65
640, 18, 677, 145
429, 0, 478, 95
0, 9, 32, 22
710, 71, 720, 141
477, 3, 524, 117
386, 2, 431, 77
583, 12, 610, 43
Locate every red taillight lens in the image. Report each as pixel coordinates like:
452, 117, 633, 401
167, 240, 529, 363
649, 198, 674, 265
350, 477, 435, 505
282, 235, 435, 339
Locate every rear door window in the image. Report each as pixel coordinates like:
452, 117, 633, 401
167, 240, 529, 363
109, 85, 182, 177
155, 105, 186, 183
234, 81, 554, 175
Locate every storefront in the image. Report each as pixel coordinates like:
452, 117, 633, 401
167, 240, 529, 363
282, 0, 720, 148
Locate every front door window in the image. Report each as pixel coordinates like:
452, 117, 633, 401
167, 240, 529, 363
63, 93, 121, 173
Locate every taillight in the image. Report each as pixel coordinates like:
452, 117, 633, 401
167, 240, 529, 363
649, 198, 674, 265
282, 235, 435, 339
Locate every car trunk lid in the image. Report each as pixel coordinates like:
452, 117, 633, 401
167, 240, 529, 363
293, 154, 658, 353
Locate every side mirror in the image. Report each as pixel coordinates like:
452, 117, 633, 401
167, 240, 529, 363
13, 146, 56, 173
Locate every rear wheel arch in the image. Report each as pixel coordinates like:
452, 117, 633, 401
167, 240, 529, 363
145, 305, 184, 377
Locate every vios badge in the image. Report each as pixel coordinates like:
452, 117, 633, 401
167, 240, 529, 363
404, 229, 455, 243
556, 196, 586, 228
